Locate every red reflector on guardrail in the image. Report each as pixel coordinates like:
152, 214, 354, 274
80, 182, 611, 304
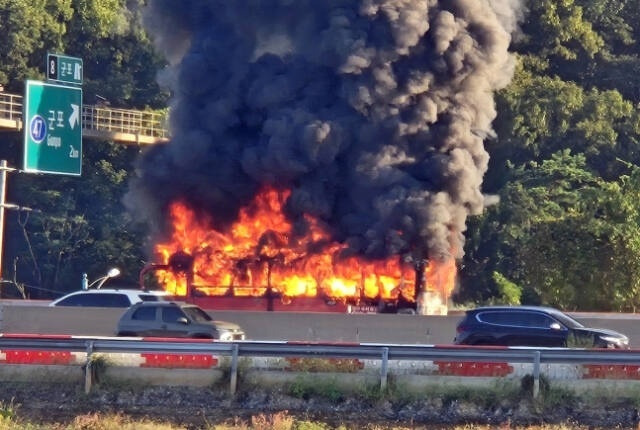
583, 364, 640, 379
3, 350, 73, 365
141, 353, 218, 368
434, 361, 513, 376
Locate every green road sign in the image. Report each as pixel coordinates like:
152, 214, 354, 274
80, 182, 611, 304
23, 80, 82, 176
46, 53, 83, 85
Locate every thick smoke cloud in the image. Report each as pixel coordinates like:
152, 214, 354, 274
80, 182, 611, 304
125, 0, 524, 262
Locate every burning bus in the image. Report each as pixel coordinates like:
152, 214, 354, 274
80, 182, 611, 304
126, 2, 521, 315
138, 188, 454, 314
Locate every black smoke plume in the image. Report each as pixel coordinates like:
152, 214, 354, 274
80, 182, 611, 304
125, 0, 524, 263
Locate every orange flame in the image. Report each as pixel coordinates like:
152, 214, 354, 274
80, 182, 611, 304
153, 187, 456, 309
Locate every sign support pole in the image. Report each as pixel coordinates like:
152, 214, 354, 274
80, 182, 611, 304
0, 160, 13, 293
0, 160, 21, 297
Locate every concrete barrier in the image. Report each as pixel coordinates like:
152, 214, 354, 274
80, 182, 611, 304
3, 303, 639, 346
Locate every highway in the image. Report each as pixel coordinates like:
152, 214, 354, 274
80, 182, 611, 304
2, 301, 640, 347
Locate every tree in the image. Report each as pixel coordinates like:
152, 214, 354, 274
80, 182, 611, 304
490, 58, 639, 187
462, 151, 640, 311
0, 0, 165, 297
64, 0, 169, 108
0, 0, 72, 90
519, 0, 604, 61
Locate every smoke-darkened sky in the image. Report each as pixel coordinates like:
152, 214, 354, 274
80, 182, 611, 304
125, 0, 524, 262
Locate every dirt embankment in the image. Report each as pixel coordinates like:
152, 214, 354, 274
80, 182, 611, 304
1, 382, 639, 429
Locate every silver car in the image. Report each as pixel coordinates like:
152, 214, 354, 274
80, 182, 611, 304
116, 301, 246, 340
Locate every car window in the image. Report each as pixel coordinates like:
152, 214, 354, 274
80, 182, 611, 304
138, 294, 162, 302
549, 310, 584, 329
55, 295, 88, 306
162, 306, 186, 323
478, 311, 558, 328
56, 293, 130, 307
131, 306, 157, 321
101, 293, 132, 307
183, 307, 212, 323
520, 312, 557, 328
477, 311, 513, 325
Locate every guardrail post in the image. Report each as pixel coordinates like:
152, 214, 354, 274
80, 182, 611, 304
230, 343, 239, 395
533, 350, 541, 398
84, 341, 94, 394
380, 347, 389, 391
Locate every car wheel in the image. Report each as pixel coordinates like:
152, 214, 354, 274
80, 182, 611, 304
397, 308, 416, 315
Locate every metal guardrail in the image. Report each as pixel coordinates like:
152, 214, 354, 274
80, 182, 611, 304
2, 336, 637, 364
0, 92, 22, 125
0, 91, 169, 144
81, 104, 168, 144
1, 335, 639, 395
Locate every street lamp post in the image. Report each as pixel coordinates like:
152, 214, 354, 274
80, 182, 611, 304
88, 267, 120, 289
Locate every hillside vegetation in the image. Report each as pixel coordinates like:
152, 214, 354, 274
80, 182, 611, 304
0, 0, 639, 311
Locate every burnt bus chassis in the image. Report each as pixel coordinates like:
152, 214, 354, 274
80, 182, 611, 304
139, 251, 426, 313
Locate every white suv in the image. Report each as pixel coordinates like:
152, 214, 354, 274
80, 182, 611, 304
49, 288, 170, 308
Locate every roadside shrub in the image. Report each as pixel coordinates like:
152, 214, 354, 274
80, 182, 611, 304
217, 356, 252, 387
284, 357, 364, 373
520, 373, 550, 396
83, 354, 110, 385
288, 376, 344, 402
0, 398, 19, 420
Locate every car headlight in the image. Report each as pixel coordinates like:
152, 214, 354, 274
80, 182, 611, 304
600, 336, 628, 347
218, 331, 233, 341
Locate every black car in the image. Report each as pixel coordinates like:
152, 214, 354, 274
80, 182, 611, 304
454, 305, 629, 349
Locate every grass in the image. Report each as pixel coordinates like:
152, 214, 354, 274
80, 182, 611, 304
0, 374, 637, 429
288, 375, 348, 402
0, 411, 604, 429
0, 412, 184, 429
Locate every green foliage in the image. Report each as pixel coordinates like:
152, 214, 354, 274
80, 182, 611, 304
496, 152, 631, 309
285, 358, 364, 373
521, 0, 604, 60
0, 1, 166, 296
0, 0, 73, 89
492, 272, 522, 305
288, 376, 344, 402
0, 398, 19, 420
521, 373, 551, 397
495, 65, 637, 173
85, 354, 111, 385
462, 149, 640, 310
292, 421, 332, 430
427, 380, 523, 410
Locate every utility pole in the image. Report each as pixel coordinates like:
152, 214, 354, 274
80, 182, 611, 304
0, 160, 34, 298
0, 160, 15, 295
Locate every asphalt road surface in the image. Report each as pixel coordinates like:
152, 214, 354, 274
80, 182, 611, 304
2, 301, 640, 347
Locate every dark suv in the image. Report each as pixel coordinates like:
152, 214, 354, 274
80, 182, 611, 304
116, 302, 246, 341
454, 305, 629, 349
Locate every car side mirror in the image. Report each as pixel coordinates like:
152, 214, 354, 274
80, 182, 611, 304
550, 322, 562, 330
177, 317, 189, 325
